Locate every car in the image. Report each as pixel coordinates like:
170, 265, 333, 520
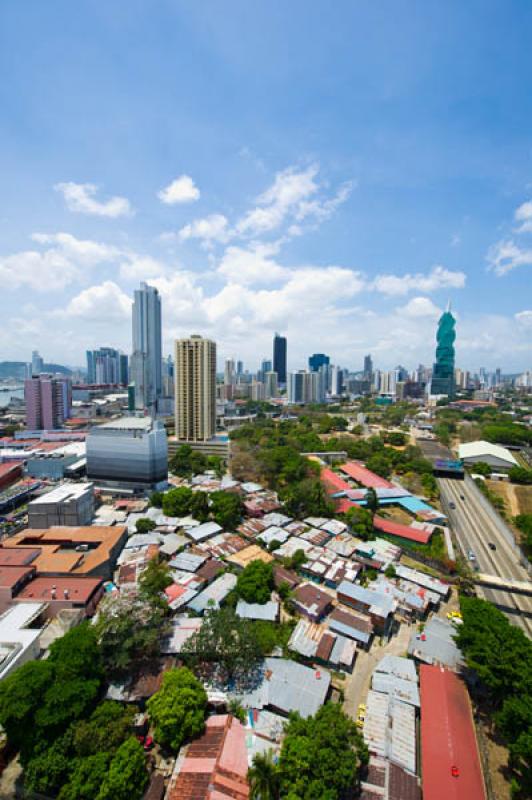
468, 551, 476, 561
488, 542, 496, 551
460, 495, 465, 500
449, 501, 456, 509
446, 611, 462, 620
356, 703, 366, 727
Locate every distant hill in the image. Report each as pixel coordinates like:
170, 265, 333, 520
0, 361, 73, 380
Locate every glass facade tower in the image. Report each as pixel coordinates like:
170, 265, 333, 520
431, 306, 456, 398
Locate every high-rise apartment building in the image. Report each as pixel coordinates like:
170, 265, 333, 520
363, 354, 373, 381
308, 353, 330, 372
224, 358, 236, 386
25, 374, 71, 430
264, 371, 279, 400
86, 347, 125, 384
174, 336, 216, 442
273, 333, 287, 384
131, 282, 162, 412
287, 370, 324, 404
31, 350, 44, 376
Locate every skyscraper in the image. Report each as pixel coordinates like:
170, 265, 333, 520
264, 371, 279, 399
430, 304, 456, 398
25, 374, 71, 430
131, 282, 162, 412
363, 354, 373, 380
224, 358, 236, 386
31, 350, 44, 376
86, 347, 124, 384
174, 335, 216, 442
308, 353, 330, 372
273, 333, 287, 384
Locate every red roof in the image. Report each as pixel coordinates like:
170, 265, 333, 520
0, 461, 23, 478
320, 468, 351, 494
334, 498, 356, 514
373, 516, 432, 544
339, 462, 395, 489
0, 547, 41, 566
0, 565, 35, 590
420, 665, 486, 800
16, 575, 103, 604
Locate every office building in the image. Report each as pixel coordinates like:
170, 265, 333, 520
224, 357, 235, 386
27, 483, 95, 528
264, 371, 279, 399
24, 374, 71, 430
363, 354, 373, 381
308, 353, 330, 372
287, 370, 324, 404
174, 335, 217, 443
273, 333, 287, 384
379, 370, 397, 396
430, 304, 456, 398
130, 282, 162, 412
86, 417, 168, 492
330, 365, 343, 395
31, 350, 44, 376
86, 347, 124, 384
251, 381, 265, 401
236, 360, 244, 376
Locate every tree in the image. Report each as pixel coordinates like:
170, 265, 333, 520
509, 466, 532, 485
24, 738, 72, 797
210, 490, 243, 529
248, 750, 280, 800
365, 454, 391, 479
146, 668, 207, 751
169, 444, 195, 476
149, 491, 163, 508
281, 477, 335, 518
190, 490, 209, 522
236, 560, 274, 604
365, 487, 379, 516
95, 596, 167, 679
0, 660, 54, 758
72, 702, 137, 758
97, 738, 148, 800
162, 486, 193, 517
277, 704, 368, 799
183, 607, 262, 684
59, 752, 111, 800
470, 461, 491, 477
343, 506, 375, 541
384, 564, 396, 579
138, 555, 173, 608
135, 517, 156, 533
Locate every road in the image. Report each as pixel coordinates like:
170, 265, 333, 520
438, 474, 532, 637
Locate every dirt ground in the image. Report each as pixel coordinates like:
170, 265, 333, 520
476, 714, 512, 800
514, 484, 532, 515
485, 480, 518, 517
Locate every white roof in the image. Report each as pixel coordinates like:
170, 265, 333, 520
0, 603, 45, 681
184, 521, 222, 542
28, 482, 93, 506
458, 440, 518, 466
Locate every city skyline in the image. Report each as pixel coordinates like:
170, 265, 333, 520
1, 3, 532, 371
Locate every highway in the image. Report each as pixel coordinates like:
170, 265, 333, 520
438, 475, 532, 637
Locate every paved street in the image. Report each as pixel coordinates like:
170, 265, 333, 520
439, 474, 532, 637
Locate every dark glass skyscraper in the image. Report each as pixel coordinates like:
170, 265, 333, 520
308, 353, 330, 372
431, 305, 456, 397
273, 333, 287, 384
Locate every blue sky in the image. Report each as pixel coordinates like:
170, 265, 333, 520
1, 0, 531, 372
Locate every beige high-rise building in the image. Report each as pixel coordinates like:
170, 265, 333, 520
174, 335, 216, 442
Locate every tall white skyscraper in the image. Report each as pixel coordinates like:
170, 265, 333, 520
174, 335, 216, 442
224, 357, 235, 386
131, 282, 162, 412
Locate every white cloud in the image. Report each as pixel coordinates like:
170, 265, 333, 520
372, 265, 466, 295
487, 239, 532, 276
515, 310, 532, 327
514, 200, 532, 233
54, 182, 132, 217
179, 214, 229, 245
400, 296, 441, 318
119, 255, 168, 280
31, 232, 118, 265
217, 242, 288, 284
63, 281, 132, 321
158, 175, 200, 205
450, 234, 461, 247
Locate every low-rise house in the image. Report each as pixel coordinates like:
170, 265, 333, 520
165, 714, 249, 800
15, 575, 105, 619
227, 545, 273, 570
161, 615, 202, 655
187, 573, 237, 615
197, 533, 248, 559
408, 616, 463, 670
328, 607, 373, 648
336, 580, 396, 633
292, 582, 334, 622
261, 512, 292, 528
169, 551, 208, 573
184, 521, 223, 544
0, 602, 46, 681
236, 599, 279, 622
258, 525, 291, 547
363, 690, 417, 775
394, 565, 450, 599
234, 657, 331, 719
273, 565, 300, 591
288, 619, 356, 672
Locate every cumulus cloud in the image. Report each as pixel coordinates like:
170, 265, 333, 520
31, 232, 119, 265
119, 255, 168, 280
54, 182, 132, 217
487, 239, 532, 276
63, 281, 132, 321
158, 175, 200, 204
399, 297, 441, 318
515, 310, 532, 327
217, 242, 288, 284
372, 265, 466, 295
179, 214, 229, 245
514, 200, 532, 233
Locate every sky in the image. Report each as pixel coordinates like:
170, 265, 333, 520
1, 1, 532, 374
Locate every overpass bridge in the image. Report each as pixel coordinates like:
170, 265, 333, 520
475, 573, 532, 597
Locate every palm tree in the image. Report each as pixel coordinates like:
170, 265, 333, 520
247, 750, 280, 800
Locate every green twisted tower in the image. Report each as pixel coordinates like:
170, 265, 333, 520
431, 303, 456, 398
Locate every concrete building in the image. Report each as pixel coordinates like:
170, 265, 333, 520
0, 602, 46, 681
24, 374, 72, 430
288, 370, 325, 404
15, 575, 104, 620
264, 371, 278, 399
27, 483, 95, 528
31, 350, 44, 376
131, 282, 162, 412
86, 347, 126, 385
175, 336, 217, 443
86, 416, 168, 492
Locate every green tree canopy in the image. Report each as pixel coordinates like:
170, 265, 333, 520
343, 505, 375, 541
236, 560, 274, 604
146, 668, 207, 752
135, 517, 156, 533
138, 555, 173, 608
96, 738, 148, 800
281, 477, 335, 519
162, 485, 193, 517
210, 490, 243, 529
364, 487, 379, 515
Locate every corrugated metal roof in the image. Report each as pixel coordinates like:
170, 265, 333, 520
236, 599, 279, 622
187, 573, 237, 614
408, 617, 463, 670
337, 580, 396, 617
235, 657, 330, 719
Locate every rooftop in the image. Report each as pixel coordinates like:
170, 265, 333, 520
16, 575, 103, 604
458, 440, 518, 466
